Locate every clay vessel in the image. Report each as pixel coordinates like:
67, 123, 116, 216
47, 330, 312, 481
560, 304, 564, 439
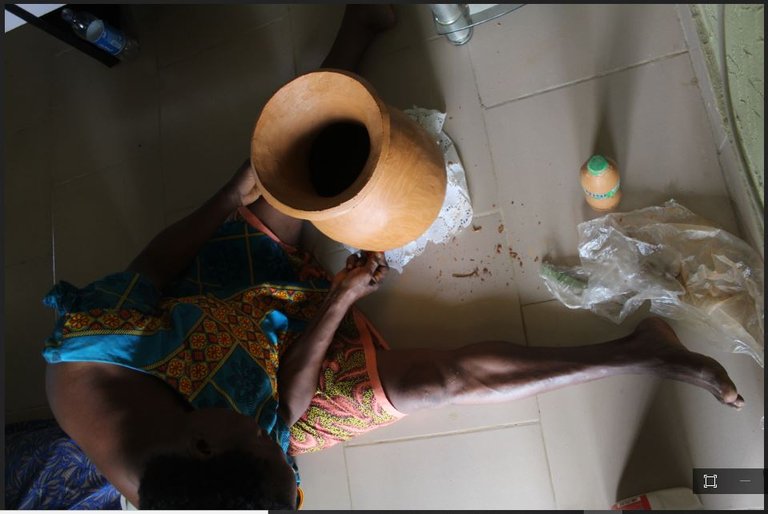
250, 70, 447, 251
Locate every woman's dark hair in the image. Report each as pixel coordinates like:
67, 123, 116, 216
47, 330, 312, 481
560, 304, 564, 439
138, 450, 295, 510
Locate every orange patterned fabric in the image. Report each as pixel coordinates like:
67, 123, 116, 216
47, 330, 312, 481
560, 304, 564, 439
288, 313, 406, 455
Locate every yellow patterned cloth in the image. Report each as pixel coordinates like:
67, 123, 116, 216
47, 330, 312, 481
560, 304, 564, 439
288, 311, 405, 455
44, 207, 405, 460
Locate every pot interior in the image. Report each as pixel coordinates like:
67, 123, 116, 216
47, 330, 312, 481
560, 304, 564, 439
252, 71, 386, 213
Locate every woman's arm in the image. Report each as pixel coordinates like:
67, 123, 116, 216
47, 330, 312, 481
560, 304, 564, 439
277, 252, 388, 426
127, 160, 260, 290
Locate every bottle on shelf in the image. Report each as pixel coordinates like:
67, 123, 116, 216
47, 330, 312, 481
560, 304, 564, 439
580, 154, 622, 212
61, 8, 139, 61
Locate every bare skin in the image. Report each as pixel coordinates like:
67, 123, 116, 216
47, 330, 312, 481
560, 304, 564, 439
375, 317, 744, 413
47, 6, 398, 508
44, 4, 744, 510
321, 4, 397, 70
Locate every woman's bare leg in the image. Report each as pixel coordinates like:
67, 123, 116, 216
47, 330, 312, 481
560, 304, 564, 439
321, 4, 396, 70
376, 317, 744, 413
245, 5, 396, 246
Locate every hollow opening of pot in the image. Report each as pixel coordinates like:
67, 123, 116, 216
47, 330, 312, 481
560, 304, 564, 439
308, 121, 370, 198
251, 71, 385, 214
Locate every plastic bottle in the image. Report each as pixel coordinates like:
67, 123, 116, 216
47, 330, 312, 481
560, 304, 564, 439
580, 154, 622, 212
611, 487, 703, 510
61, 8, 138, 61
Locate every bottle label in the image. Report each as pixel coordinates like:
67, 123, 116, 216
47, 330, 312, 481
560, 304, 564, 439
611, 494, 652, 510
583, 179, 620, 200
93, 24, 126, 56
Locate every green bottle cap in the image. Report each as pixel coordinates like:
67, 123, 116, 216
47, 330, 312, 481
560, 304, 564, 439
587, 155, 609, 176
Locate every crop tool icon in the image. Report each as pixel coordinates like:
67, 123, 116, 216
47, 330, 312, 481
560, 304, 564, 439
703, 474, 718, 489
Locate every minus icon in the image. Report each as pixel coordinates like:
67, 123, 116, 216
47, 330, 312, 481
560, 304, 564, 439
739, 479, 751, 483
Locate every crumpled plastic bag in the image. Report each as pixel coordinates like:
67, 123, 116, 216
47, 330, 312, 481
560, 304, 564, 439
540, 200, 764, 367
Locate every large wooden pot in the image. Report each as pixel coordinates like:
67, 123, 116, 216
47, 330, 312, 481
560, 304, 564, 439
250, 70, 447, 251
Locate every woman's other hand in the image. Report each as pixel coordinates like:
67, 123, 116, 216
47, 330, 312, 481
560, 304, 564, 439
224, 159, 261, 208
331, 252, 389, 304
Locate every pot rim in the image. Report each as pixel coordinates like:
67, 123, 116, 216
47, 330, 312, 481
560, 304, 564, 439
250, 69, 392, 221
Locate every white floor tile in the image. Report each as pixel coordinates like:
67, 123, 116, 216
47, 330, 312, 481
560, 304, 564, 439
149, 4, 288, 69
360, 37, 500, 214
4, 125, 53, 266
524, 301, 665, 508
524, 300, 764, 509
661, 321, 764, 510
469, 4, 687, 107
288, 4, 345, 75
346, 401, 539, 447
3, 24, 65, 132
159, 18, 295, 215
485, 53, 739, 305
2, 5, 758, 510
52, 159, 165, 288
293, 444, 352, 509
4, 258, 56, 418
362, 4, 441, 61
345, 424, 555, 509
356, 211, 524, 351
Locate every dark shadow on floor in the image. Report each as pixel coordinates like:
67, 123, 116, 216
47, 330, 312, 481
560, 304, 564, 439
615, 384, 694, 502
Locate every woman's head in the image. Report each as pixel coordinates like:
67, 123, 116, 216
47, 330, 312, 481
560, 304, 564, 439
138, 450, 297, 509
138, 408, 297, 509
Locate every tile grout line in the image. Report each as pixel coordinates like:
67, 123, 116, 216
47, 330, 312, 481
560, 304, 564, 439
157, 15, 287, 71
341, 444, 355, 509
482, 49, 690, 110
286, 6, 299, 77
717, 134, 729, 155
156, 67, 167, 229
471, 208, 501, 219
520, 297, 559, 309
466, 37, 504, 215
344, 419, 540, 448
535, 394, 560, 508
51, 200, 57, 286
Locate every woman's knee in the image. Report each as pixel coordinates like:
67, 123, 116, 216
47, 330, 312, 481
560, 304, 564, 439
378, 352, 460, 413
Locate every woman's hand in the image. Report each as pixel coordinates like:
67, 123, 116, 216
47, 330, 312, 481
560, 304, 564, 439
331, 252, 389, 304
223, 158, 261, 208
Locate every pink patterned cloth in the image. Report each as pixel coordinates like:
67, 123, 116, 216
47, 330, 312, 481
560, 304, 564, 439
288, 310, 406, 455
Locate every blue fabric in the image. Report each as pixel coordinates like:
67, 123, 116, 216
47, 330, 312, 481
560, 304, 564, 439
5, 419, 121, 510
41, 219, 334, 497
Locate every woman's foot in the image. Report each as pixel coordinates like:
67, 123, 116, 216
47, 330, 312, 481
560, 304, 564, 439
630, 317, 744, 409
320, 4, 397, 71
346, 4, 397, 35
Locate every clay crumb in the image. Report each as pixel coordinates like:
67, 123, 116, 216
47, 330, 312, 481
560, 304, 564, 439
472, 225, 482, 231
495, 243, 502, 254
519, 261, 523, 268
498, 224, 504, 233
537, 221, 541, 225
534, 256, 539, 263
482, 267, 491, 276
452, 267, 479, 278
509, 249, 518, 259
